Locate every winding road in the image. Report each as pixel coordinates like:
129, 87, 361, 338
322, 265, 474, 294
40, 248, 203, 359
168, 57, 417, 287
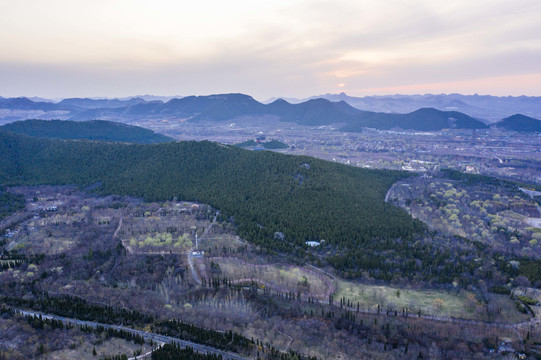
13, 308, 247, 360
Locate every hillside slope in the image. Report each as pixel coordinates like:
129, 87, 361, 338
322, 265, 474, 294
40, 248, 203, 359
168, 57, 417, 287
273, 99, 361, 125
1, 119, 174, 143
343, 108, 488, 131
72, 93, 266, 121
492, 114, 541, 132
0, 130, 422, 253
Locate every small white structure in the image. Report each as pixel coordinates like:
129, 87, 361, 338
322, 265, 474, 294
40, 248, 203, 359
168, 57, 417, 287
305, 241, 320, 247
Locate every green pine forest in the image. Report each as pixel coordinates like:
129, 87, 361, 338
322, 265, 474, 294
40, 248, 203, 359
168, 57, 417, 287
1, 119, 174, 144
0, 129, 421, 251
2, 129, 541, 285
0, 186, 25, 220
235, 139, 289, 149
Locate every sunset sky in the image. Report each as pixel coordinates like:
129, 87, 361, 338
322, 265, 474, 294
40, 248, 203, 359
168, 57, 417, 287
1, 0, 540, 100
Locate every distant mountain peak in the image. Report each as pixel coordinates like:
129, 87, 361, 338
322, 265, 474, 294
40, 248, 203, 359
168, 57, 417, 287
0, 93, 539, 132
270, 98, 290, 104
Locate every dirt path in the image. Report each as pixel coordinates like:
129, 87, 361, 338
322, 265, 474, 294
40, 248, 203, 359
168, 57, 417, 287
117, 216, 136, 255
306, 263, 336, 280
188, 214, 218, 285
385, 182, 398, 202
201, 214, 218, 240
114, 216, 123, 238
187, 251, 202, 285
277, 329, 293, 352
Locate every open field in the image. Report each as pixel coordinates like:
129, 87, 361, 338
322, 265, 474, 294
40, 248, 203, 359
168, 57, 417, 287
334, 279, 529, 323
200, 257, 529, 323
205, 258, 334, 300
196, 234, 247, 255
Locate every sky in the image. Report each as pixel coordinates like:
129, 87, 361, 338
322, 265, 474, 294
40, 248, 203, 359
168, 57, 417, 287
0, 0, 540, 100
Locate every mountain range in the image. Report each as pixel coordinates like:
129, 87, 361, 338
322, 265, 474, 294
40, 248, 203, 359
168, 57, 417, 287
275, 92, 541, 122
0, 93, 539, 132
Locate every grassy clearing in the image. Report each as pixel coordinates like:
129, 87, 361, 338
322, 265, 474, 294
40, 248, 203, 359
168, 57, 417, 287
334, 280, 528, 323
207, 258, 527, 323
211, 258, 333, 299
197, 234, 245, 254
335, 280, 466, 316
129, 232, 193, 249
489, 294, 531, 323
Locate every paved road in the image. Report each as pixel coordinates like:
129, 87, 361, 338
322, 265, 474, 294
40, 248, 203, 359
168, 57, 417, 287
13, 308, 247, 360
187, 249, 202, 285
188, 213, 218, 285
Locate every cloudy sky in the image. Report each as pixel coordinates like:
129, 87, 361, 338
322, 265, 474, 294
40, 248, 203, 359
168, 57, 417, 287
1, 0, 540, 100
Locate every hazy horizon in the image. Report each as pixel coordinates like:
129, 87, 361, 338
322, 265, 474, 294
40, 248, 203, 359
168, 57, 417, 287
1, 0, 540, 99
4, 91, 541, 105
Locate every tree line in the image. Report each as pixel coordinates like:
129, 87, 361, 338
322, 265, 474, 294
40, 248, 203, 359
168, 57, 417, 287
0, 187, 25, 220
152, 319, 253, 354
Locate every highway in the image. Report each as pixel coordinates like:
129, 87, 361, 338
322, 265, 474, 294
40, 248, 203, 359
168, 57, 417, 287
13, 308, 248, 360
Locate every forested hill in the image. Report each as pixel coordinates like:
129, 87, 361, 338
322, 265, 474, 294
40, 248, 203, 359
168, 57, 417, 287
492, 114, 541, 132
0, 130, 422, 253
1, 119, 174, 144
342, 108, 488, 132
